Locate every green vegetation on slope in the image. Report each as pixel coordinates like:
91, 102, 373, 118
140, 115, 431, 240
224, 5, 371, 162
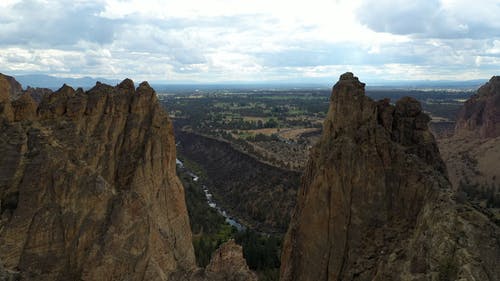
178, 157, 283, 280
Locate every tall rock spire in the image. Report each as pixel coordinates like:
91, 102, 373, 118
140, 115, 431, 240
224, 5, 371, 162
280, 73, 499, 281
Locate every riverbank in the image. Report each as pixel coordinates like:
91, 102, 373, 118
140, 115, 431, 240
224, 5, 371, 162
175, 130, 300, 233
177, 158, 246, 232
177, 156, 282, 281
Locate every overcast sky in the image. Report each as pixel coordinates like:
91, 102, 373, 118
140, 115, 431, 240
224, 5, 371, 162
0, 0, 499, 83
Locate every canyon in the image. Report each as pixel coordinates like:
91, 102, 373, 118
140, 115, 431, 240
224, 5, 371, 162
176, 130, 299, 233
1, 72, 499, 281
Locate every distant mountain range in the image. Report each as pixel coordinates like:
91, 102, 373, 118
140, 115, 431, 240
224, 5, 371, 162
5, 73, 490, 91
367, 79, 488, 90
151, 77, 489, 92
12, 74, 120, 90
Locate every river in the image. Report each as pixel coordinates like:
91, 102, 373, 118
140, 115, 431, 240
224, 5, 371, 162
176, 158, 246, 232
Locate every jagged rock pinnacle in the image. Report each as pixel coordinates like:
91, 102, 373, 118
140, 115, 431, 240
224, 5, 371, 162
280, 73, 499, 281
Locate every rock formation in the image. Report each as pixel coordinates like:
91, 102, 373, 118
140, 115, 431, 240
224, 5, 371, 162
0, 74, 196, 280
205, 240, 258, 281
455, 76, 500, 138
0, 73, 23, 100
25, 86, 53, 104
280, 73, 500, 281
438, 77, 500, 220
169, 239, 258, 281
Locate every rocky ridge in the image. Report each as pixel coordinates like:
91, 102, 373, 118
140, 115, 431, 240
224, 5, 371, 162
0, 74, 256, 281
455, 76, 500, 138
280, 73, 500, 281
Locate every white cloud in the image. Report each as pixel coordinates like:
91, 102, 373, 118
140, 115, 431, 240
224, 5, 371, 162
357, 0, 500, 39
486, 40, 500, 55
0, 0, 498, 83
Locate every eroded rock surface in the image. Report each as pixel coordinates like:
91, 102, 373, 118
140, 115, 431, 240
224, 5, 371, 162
0, 258, 19, 281
205, 240, 258, 281
280, 73, 500, 281
0, 74, 196, 280
455, 76, 500, 138
24, 86, 52, 104
169, 240, 257, 281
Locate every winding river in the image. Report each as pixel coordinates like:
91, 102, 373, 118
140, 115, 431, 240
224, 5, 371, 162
177, 158, 246, 232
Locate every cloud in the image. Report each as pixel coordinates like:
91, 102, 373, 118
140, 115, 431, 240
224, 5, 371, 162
356, 0, 500, 39
0, 0, 498, 83
0, 0, 116, 47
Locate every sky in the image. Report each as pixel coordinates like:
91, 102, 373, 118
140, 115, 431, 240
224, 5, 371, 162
0, 0, 499, 84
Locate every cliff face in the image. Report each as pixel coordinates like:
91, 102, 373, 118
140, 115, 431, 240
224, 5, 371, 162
455, 76, 500, 138
280, 73, 500, 281
0, 74, 196, 280
438, 77, 500, 220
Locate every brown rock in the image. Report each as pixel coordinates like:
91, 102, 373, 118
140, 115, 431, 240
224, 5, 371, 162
25, 86, 52, 104
0, 73, 23, 100
455, 76, 500, 138
0, 74, 16, 122
205, 240, 258, 281
0, 77, 196, 280
168, 240, 258, 281
0, 259, 19, 281
280, 73, 500, 281
37, 84, 77, 119
11, 93, 37, 121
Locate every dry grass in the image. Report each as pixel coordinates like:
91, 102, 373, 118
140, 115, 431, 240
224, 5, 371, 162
246, 128, 284, 136
279, 128, 321, 140
243, 127, 321, 141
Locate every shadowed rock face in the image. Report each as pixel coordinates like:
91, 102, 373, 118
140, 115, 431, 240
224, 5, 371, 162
25, 86, 53, 104
455, 76, 500, 138
438, 77, 500, 208
280, 73, 500, 281
0, 73, 23, 100
0, 74, 196, 280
